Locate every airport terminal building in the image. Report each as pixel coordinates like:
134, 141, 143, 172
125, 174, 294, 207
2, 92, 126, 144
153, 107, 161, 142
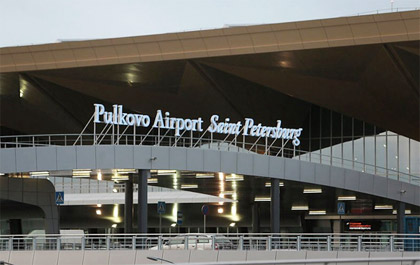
0, 10, 419, 238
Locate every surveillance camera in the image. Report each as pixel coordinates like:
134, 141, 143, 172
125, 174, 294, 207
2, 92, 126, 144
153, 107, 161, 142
150, 157, 157, 161
400, 189, 406, 194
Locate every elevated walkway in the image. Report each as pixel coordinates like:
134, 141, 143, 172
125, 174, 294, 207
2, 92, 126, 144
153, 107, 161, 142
1, 134, 419, 206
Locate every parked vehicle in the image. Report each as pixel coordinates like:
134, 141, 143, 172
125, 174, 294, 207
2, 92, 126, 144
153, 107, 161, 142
150, 234, 234, 250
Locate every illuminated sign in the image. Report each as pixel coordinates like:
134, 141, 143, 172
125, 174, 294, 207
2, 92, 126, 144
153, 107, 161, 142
347, 222, 372, 231
93, 104, 303, 146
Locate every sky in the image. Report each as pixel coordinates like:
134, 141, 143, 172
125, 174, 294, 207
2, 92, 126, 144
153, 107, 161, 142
0, 0, 419, 47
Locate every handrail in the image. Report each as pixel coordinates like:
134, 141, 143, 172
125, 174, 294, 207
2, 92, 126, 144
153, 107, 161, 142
0, 233, 418, 252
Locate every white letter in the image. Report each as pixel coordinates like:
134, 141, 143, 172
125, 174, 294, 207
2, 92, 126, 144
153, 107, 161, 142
94, 104, 105, 123
243, 118, 254, 136
153, 110, 165, 128
208, 115, 219, 133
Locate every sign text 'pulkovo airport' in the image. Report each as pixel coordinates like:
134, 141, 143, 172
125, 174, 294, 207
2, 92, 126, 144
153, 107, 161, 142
93, 104, 303, 146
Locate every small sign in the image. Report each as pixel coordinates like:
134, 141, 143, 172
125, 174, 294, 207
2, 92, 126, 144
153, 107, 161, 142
55, 191, 64, 205
177, 211, 183, 225
157, 201, 166, 214
201, 205, 209, 215
337, 202, 345, 215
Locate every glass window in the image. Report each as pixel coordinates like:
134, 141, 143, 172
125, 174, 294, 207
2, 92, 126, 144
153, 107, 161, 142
387, 134, 398, 180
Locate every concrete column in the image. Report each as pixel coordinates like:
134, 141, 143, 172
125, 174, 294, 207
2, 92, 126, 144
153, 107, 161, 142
270, 178, 280, 233
397, 202, 405, 234
137, 170, 149, 233
124, 174, 133, 233
252, 203, 260, 233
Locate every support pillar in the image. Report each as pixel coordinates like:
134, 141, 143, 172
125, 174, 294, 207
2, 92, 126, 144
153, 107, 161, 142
252, 203, 260, 233
124, 174, 133, 233
270, 178, 280, 233
397, 202, 405, 234
137, 170, 149, 233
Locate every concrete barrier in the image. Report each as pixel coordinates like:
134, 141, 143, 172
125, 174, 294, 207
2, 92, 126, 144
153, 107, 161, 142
0, 250, 419, 264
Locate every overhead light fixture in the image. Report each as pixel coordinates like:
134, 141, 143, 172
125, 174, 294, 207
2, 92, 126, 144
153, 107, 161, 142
218, 208, 224, 214
96, 204, 102, 207
112, 188, 118, 193
0, 173, 5, 176
338, 196, 356, 201
171, 223, 176, 227
195, 173, 214, 179
181, 184, 198, 189
291, 205, 309, 211
375, 205, 393, 210
309, 210, 326, 215
30, 171, 49, 177
229, 223, 236, 227
218, 172, 224, 181
96, 209, 102, 215
225, 174, 244, 181
303, 188, 322, 194
97, 172, 102, 181
111, 174, 128, 181
157, 170, 176, 175
254, 197, 271, 202
392, 209, 411, 215
111, 224, 117, 228
116, 169, 136, 174
73, 169, 91, 177
265, 182, 284, 187
147, 178, 158, 184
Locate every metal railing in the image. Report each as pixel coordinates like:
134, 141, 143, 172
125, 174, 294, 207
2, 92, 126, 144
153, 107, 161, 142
0, 233, 419, 252
0, 133, 419, 186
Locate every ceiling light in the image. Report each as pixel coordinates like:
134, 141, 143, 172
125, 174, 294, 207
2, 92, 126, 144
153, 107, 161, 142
375, 205, 393, 210
338, 196, 356, 201
96, 209, 102, 215
181, 184, 198, 189
291, 205, 309, 211
218, 208, 224, 214
225, 174, 243, 181
147, 178, 158, 184
0, 173, 4, 176
171, 223, 176, 227
254, 197, 271, 202
96, 204, 102, 207
73, 169, 91, 178
303, 188, 322, 194
218, 172, 224, 180
309, 210, 326, 215
30, 171, 49, 177
97, 172, 102, 181
157, 170, 176, 175
392, 210, 411, 215
195, 173, 214, 179
112, 188, 118, 193
229, 223, 236, 227
116, 169, 136, 174
111, 224, 117, 228
265, 182, 284, 187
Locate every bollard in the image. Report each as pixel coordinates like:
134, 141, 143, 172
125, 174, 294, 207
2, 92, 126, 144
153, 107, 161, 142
239, 236, 244, 251
297, 236, 301, 251
267, 236, 272, 251
357, 236, 362, 251
132, 236, 136, 250
158, 236, 162, 250
327, 236, 332, 251
211, 235, 216, 250
106, 236, 110, 250
390, 236, 394, 252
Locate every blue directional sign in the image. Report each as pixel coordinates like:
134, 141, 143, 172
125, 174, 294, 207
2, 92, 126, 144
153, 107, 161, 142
55, 191, 64, 205
337, 202, 345, 215
201, 205, 209, 216
157, 201, 166, 214
177, 211, 183, 225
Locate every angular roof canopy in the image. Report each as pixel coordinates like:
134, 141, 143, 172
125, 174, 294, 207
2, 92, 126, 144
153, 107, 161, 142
0, 11, 419, 141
